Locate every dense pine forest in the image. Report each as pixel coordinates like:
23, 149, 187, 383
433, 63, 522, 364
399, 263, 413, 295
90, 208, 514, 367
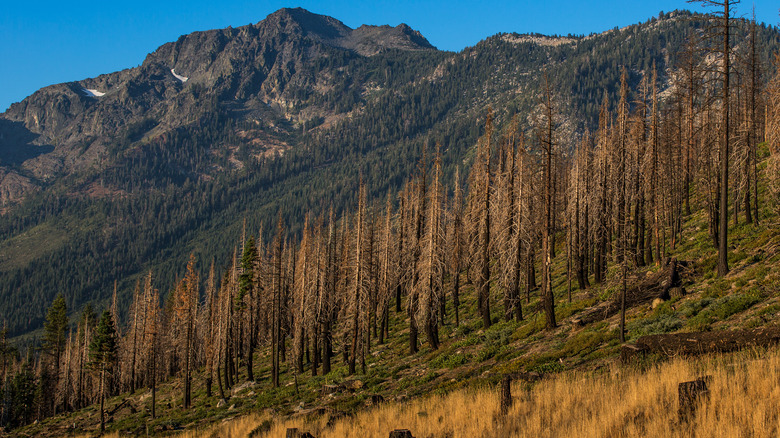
2, 4, 780, 437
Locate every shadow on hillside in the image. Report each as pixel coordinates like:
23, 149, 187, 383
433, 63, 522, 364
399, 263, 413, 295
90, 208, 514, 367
0, 119, 54, 167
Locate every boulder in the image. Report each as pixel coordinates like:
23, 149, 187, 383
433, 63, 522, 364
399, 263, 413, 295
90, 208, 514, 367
231, 380, 257, 395
343, 379, 364, 390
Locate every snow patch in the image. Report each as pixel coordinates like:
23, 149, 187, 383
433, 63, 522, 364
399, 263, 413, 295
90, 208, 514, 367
171, 69, 188, 82
82, 88, 105, 97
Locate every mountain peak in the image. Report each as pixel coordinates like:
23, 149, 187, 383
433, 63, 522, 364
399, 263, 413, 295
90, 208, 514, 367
259, 8, 435, 55
261, 7, 351, 40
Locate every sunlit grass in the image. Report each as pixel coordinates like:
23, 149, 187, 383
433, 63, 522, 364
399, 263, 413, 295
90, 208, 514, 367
184, 348, 780, 438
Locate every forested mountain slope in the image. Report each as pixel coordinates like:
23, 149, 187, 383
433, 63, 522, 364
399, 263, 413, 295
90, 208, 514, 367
0, 8, 778, 339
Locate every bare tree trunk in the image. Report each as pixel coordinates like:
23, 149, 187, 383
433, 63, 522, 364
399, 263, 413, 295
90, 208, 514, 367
151, 340, 156, 419
99, 363, 106, 433
479, 153, 492, 328
272, 217, 284, 388
717, 0, 731, 277
349, 183, 366, 374
541, 76, 557, 330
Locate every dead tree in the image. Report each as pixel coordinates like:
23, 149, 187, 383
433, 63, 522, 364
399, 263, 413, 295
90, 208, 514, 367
540, 75, 558, 330
689, 0, 738, 276
469, 110, 494, 329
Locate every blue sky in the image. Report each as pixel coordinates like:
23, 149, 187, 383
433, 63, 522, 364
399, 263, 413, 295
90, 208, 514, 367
1, 1, 777, 112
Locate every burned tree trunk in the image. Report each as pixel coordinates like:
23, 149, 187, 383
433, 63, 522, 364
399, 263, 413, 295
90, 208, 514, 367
499, 375, 513, 415
678, 377, 711, 424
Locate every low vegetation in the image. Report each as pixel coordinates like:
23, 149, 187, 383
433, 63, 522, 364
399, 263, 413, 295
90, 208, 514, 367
106, 347, 779, 438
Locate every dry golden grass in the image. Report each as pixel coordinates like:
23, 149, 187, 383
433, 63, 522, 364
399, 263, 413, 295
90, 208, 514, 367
182, 413, 271, 438
187, 348, 780, 438
74, 413, 271, 438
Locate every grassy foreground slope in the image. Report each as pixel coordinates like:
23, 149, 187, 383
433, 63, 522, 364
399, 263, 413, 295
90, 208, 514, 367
199, 348, 780, 437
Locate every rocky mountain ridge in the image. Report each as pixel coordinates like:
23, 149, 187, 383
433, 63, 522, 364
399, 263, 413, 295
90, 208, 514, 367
0, 7, 435, 207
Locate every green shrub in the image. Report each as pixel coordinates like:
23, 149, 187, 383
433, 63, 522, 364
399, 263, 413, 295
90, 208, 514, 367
451, 335, 480, 349
483, 320, 516, 346
629, 313, 684, 337
679, 297, 714, 318
757, 303, 780, 317
452, 324, 474, 338
559, 331, 611, 357
687, 290, 763, 329
430, 352, 471, 369
531, 361, 565, 374
476, 345, 499, 362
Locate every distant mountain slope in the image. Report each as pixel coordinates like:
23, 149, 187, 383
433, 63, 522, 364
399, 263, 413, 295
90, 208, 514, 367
0, 8, 778, 337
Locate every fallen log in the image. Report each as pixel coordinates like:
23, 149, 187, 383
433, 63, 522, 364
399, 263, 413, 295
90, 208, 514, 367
106, 398, 131, 417
572, 259, 690, 327
623, 325, 780, 361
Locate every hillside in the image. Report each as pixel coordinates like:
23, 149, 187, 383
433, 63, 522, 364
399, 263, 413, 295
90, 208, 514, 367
1, 6, 780, 437
9, 160, 780, 437
2, 9, 779, 339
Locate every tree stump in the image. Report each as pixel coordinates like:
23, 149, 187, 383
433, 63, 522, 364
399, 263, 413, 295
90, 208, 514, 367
344, 379, 364, 390
669, 287, 686, 299
286, 428, 316, 438
677, 376, 711, 423
500, 375, 513, 415
365, 394, 385, 407
389, 430, 414, 438
619, 344, 644, 364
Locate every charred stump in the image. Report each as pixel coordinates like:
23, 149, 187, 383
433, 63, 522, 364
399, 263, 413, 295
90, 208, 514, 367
499, 375, 513, 415
678, 376, 711, 423
619, 344, 644, 364
286, 428, 316, 438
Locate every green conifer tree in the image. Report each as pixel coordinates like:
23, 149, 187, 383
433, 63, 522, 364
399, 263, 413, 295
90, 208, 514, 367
42, 295, 67, 378
89, 311, 118, 433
